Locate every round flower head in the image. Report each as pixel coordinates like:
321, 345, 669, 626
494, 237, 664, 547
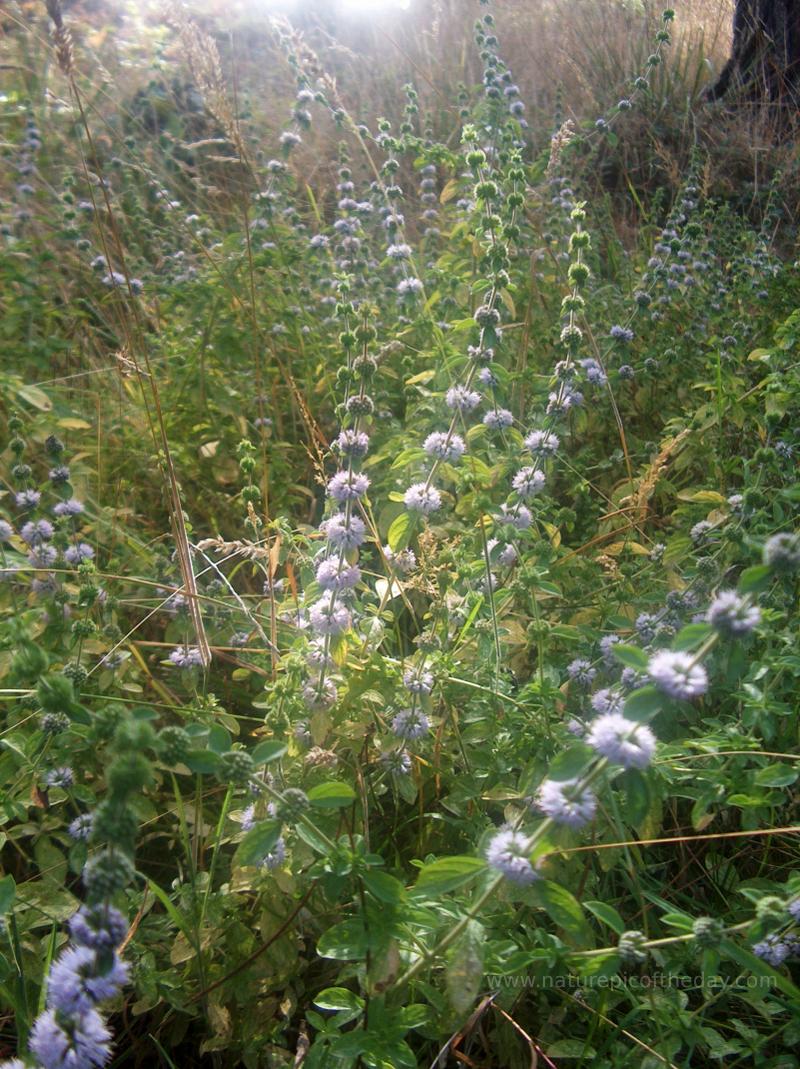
321, 512, 366, 550
647, 650, 708, 700
308, 597, 351, 637
706, 590, 760, 635
53, 499, 84, 517
20, 519, 53, 545
381, 748, 412, 776
788, 897, 800, 922
69, 905, 128, 950
44, 766, 74, 789
169, 645, 203, 669
599, 634, 621, 665
29, 545, 58, 568
0, 520, 14, 541
259, 836, 287, 870
535, 778, 597, 828
483, 409, 514, 430
16, 489, 41, 509
485, 828, 538, 885
333, 430, 369, 459
30, 1006, 112, 1069
315, 559, 361, 592
64, 543, 94, 565
524, 430, 559, 456
397, 277, 423, 297
327, 470, 370, 503
587, 713, 656, 769
46, 945, 129, 1015
512, 467, 546, 500
445, 385, 481, 412
763, 531, 800, 573
498, 503, 532, 530
403, 668, 434, 694
391, 707, 430, 741
567, 658, 596, 688
384, 546, 416, 574
753, 934, 791, 968
68, 814, 94, 842
423, 432, 465, 463
404, 483, 441, 515
590, 687, 624, 715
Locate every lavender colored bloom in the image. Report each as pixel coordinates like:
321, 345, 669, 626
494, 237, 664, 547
580, 358, 607, 386
64, 543, 94, 565
690, 520, 714, 544
68, 905, 127, 950
29, 545, 58, 568
483, 408, 514, 430
404, 483, 441, 515
327, 471, 370, 503
279, 131, 301, 148
788, 898, 800, 921
424, 432, 465, 463
321, 512, 366, 550
15, 489, 41, 509
397, 278, 423, 296
30, 1007, 112, 1069
44, 766, 74, 789
68, 814, 94, 842
242, 804, 257, 832
512, 467, 546, 500
599, 634, 621, 665
498, 503, 532, 530
308, 597, 351, 636
384, 546, 417, 574
20, 519, 54, 545
610, 325, 634, 342
333, 430, 369, 459
590, 687, 624, 715
315, 559, 361, 592
587, 714, 656, 768
763, 532, 800, 572
259, 836, 287, 870
488, 540, 517, 567
647, 650, 708, 700
387, 243, 412, 260
445, 385, 481, 412
567, 718, 585, 737
46, 946, 128, 1015
309, 234, 329, 249
727, 493, 744, 512
706, 590, 761, 635
403, 668, 434, 694
391, 707, 430, 740
0, 520, 13, 541
753, 934, 791, 967
485, 828, 538, 885
169, 645, 203, 669
524, 430, 559, 456
635, 612, 660, 643
303, 677, 338, 710
535, 778, 597, 828
381, 749, 412, 775
53, 499, 85, 517
567, 658, 596, 688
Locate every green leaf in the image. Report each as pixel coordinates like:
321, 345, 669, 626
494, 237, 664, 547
413, 856, 487, 895
363, 870, 407, 904
584, 900, 625, 935
317, 919, 369, 961
622, 685, 663, 722
234, 820, 282, 868
531, 880, 594, 947
738, 564, 772, 594
547, 743, 593, 781
250, 740, 287, 765
754, 764, 799, 788
313, 987, 365, 1013
672, 623, 713, 651
619, 768, 650, 825
0, 875, 16, 915
387, 511, 411, 552
547, 1039, 597, 1058
183, 750, 221, 775
613, 644, 649, 670
308, 781, 356, 809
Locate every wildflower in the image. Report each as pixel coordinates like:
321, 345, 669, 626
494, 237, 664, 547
333, 430, 369, 459
321, 513, 366, 550
46, 946, 128, 1015
587, 714, 656, 769
259, 836, 286, 870
302, 677, 337, 710
599, 634, 620, 665
524, 430, 559, 456
397, 278, 423, 296
45, 767, 74, 789
485, 828, 538, 885
483, 408, 514, 430
763, 532, 800, 572
391, 708, 430, 740
15, 489, 41, 509
727, 493, 744, 512
753, 934, 791, 967
30, 1007, 112, 1069
788, 898, 800, 921
315, 559, 361, 592
445, 385, 481, 412
308, 598, 351, 636
168, 646, 203, 669
706, 590, 760, 635
386, 243, 412, 260
384, 546, 416, 574
498, 503, 532, 531
512, 467, 546, 499
64, 543, 94, 565
535, 778, 597, 828
690, 520, 714, 545
424, 432, 465, 463
279, 131, 301, 149
68, 814, 94, 842
590, 688, 624, 715
567, 658, 596, 687
403, 669, 434, 694
29, 545, 58, 568
20, 519, 53, 545
647, 650, 708, 700
580, 358, 607, 386
327, 471, 370, 503
68, 905, 127, 951
381, 749, 412, 775
53, 499, 85, 517
404, 483, 441, 515
618, 930, 648, 965
0, 520, 13, 541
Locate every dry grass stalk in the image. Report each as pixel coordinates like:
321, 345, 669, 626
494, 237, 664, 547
627, 427, 691, 524
44, 0, 74, 77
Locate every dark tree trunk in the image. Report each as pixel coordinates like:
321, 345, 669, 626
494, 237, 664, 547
706, 0, 800, 110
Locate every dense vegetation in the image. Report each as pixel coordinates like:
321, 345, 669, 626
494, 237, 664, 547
0, 0, 799, 1066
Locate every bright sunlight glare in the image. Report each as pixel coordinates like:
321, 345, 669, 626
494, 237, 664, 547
252, 0, 412, 14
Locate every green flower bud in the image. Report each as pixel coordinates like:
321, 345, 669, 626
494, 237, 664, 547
618, 930, 648, 965
108, 753, 153, 798
219, 750, 255, 786
83, 850, 136, 903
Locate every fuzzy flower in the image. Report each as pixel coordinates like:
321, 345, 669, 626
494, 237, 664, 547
404, 483, 441, 515
321, 513, 366, 550
68, 814, 94, 842
599, 634, 621, 665
590, 688, 624, 715
29, 545, 58, 568
303, 677, 338, 711
423, 432, 465, 463
15, 489, 41, 510
524, 430, 559, 456
483, 408, 514, 430
485, 828, 538, 885
20, 519, 54, 545
488, 540, 517, 567
391, 708, 430, 741
241, 804, 257, 832
259, 836, 287, 870
706, 590, 760, 635
68, 905, 127, 951
397, 278, 423, 297
30, 1007, 112, 1069
381, 749, 412, 776
333, 430, 370, 459
327, 471, 370, 503
44, 766, 74, 789
53, 499, 84, 518
512, 467, 546, 500
46, 946, 129, 1016
384, 546, 417, 574
64, 543, 94, 565
753, 934, 791, 967
763, 532, 800, 572
0, 520, 14, 541
169, 645, 203, 669
315, 559, 361, 592
567, 658, 596, 688
690, 520, 714, 545
445, 385, 481, 412
308, 597, 351, 637
788, 898, 800, 922
535, 778, 597, 828
497, 503, 532, 530
587, 714, 656, 769
647, 650, 708, 700
403, 669, 434, 694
